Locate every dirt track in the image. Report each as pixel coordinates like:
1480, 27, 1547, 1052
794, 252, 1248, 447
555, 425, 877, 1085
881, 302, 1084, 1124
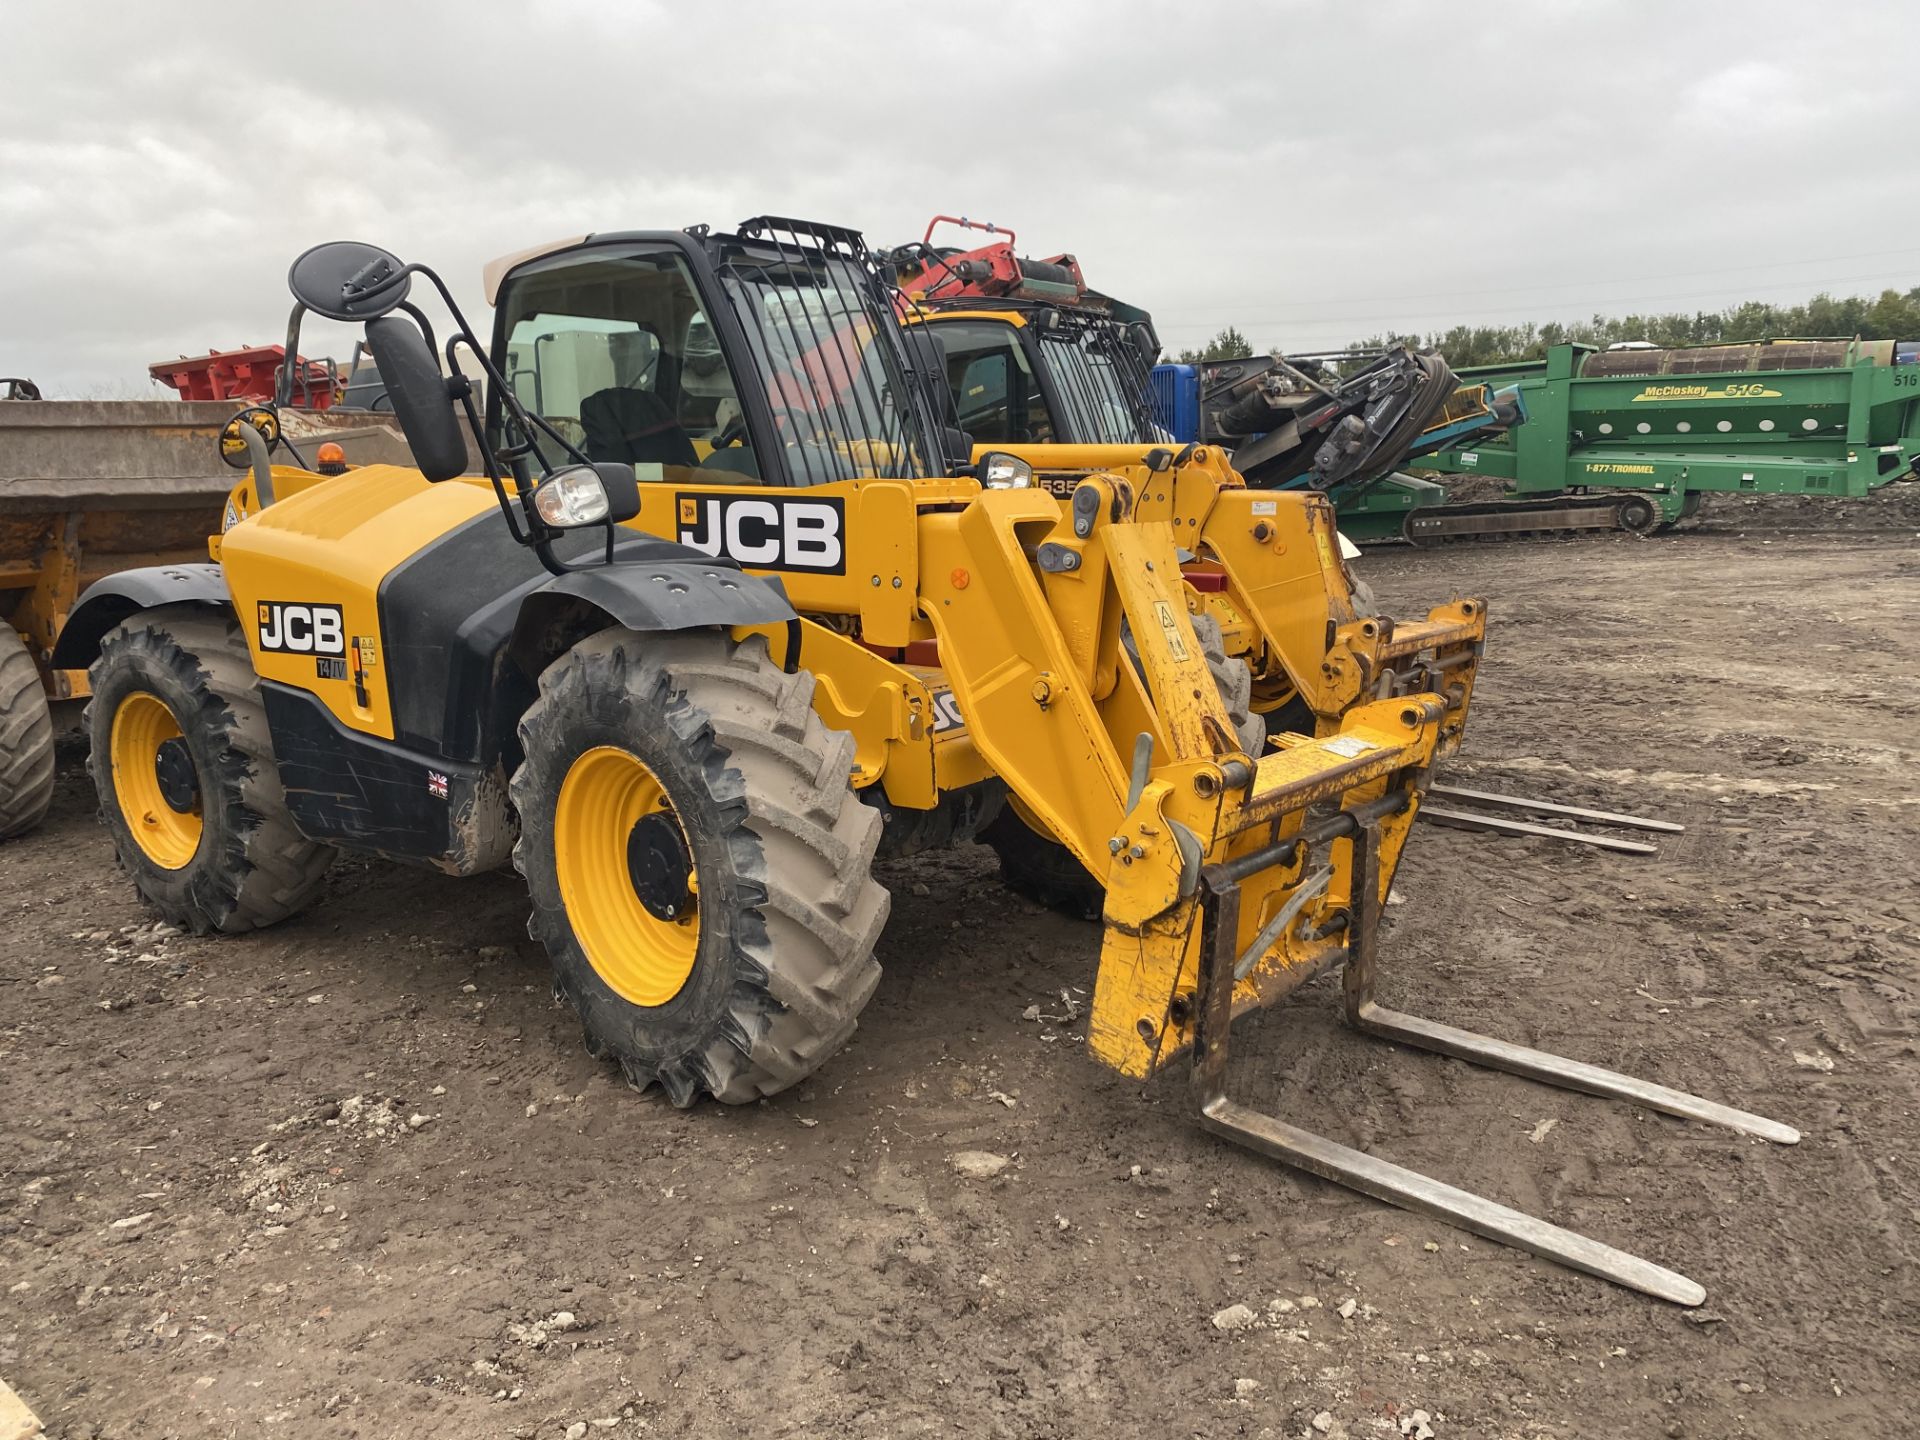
2, 489, 1916, 1439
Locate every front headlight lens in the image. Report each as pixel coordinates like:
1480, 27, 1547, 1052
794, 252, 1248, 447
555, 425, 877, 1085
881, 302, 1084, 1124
980, 452, 1033, 489
532, 466, 611, 527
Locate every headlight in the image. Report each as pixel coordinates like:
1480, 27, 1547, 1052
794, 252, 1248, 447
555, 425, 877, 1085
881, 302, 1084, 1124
532, 466, 611, 527
979, 452, 1033, 489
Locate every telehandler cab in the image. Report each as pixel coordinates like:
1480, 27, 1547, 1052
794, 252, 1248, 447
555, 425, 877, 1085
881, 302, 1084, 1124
54, 217, 1794, 1304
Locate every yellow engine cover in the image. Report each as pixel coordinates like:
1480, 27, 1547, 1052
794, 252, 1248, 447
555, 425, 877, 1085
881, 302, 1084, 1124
216, 466, 498, 740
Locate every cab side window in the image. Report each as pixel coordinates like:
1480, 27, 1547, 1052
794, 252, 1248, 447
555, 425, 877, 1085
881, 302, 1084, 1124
931, 321, 1052, 445
497, 250, 762, 483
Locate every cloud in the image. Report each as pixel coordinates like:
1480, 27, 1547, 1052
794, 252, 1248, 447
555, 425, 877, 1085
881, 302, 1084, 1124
3, 0, 1915, 393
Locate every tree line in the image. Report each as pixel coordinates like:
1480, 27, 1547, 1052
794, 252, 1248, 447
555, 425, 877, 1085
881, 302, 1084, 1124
1173, 285, 1920, 368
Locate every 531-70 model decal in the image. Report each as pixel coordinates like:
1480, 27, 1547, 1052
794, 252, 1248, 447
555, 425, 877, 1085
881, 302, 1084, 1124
676, 493, 845, 575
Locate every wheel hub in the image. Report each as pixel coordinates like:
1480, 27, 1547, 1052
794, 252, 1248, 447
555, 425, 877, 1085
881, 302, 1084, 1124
627, 810, 695, 922
110, 690, 203, 870
154, 737, 199, 813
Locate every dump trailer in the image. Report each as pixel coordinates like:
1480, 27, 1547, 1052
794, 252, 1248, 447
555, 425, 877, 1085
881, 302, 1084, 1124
150, 344, 342, 410
52, 220, 1796, 1304
151, 341, 393, 413
0, 398, 419, 839
1408, 338, 1920, 540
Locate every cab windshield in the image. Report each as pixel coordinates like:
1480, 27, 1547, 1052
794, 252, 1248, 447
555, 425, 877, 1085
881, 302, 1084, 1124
713, 239, 936, 484
494, 234, 938, 486
1035, 325, 1158, 445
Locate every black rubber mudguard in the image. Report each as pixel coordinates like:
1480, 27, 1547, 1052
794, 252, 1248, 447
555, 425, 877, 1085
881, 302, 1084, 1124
518, 559, 796, 640
49, 564, 231, 669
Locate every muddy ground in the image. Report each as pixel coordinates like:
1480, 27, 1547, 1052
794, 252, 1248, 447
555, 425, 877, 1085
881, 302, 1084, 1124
2, 486, 1916, 1439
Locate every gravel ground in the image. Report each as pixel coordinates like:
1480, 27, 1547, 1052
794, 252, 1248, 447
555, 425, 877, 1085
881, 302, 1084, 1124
1, 485, 1915, 1439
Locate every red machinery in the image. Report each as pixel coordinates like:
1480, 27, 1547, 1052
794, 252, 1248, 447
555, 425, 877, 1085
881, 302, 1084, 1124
149, 344, 339, 409
889, 215, 1097, 308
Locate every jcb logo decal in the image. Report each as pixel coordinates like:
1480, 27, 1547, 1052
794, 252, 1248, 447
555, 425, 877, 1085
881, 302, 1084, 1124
929, 688, 966, 735
676, 493, 845, 575
257, 601, 345, 656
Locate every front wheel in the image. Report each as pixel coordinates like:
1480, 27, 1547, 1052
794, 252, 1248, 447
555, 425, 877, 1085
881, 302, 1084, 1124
84, 606, 334, 932
511, 629, 887, 1106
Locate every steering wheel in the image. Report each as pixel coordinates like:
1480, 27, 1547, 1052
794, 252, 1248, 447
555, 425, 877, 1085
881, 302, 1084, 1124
768, 401, 832, 447
717, 400, 829, 448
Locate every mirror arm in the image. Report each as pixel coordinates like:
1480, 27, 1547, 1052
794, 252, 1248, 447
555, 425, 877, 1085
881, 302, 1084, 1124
411, 266, 591, 472
395, 299, 438, 359
277, 302, 307, 409
452, 383, 533, 549
530, 533, 568, 578
234, 419, 276, 508
447, 330, 583, 476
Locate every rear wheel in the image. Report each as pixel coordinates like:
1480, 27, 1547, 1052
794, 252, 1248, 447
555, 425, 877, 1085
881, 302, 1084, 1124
985, 613, 1259, 919
85, 606, 334, 932
0, 625, 55, 840
511, 629, 887, 1106
979, 803, 1104, 921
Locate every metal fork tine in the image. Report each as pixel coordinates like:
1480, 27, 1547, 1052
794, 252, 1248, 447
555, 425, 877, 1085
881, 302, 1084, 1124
1419, 804, 1660, 854
1350, 1002, 1800, 1144
1192, 813, 1798, 1306
1427, 783, 1685, 834
1197, 1096, 1707, 1306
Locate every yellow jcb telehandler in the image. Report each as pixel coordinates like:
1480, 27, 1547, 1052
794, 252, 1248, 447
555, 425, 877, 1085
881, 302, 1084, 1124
52, 218, 1794, 1304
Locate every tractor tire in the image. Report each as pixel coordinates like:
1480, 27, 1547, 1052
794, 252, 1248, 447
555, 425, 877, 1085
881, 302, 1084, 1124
979, 804, 1104, 922
984, 613, 1260, 920
0, 625, 56, 841
1258, 691, 1317, 743
85, 605, 335, 933
511, 629, 887, 1107
1193, 612, 1267, 758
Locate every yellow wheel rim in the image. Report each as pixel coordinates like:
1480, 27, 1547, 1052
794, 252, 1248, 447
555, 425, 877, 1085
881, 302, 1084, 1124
109, 692, 203, 870
1250, 676, 1300, 716
554, 746, 701, 1007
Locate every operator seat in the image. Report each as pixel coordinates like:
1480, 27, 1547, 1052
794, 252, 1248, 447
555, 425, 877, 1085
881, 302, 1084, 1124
580, 388, 699, 469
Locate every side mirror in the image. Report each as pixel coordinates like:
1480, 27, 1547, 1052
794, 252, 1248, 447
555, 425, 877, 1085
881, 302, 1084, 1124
531, 462, 641, 529
288, 241, 413, 321
364, 315, 468, 482
218, 408, 280, 507
1129, 320, 1162, 368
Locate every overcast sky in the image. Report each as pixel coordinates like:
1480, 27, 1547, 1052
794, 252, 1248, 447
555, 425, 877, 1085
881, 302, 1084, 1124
4, 0, 1914, 396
